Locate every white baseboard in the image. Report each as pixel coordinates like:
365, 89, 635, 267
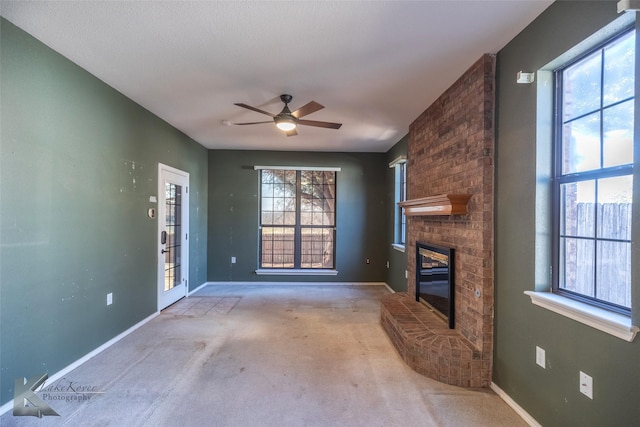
0, 311, 159, 417
383, 283, 395, 293
188, 281, 209, 296
490, 382, 541, 427
203, 281, 388, 286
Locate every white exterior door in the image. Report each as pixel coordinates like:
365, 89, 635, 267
158, 164, 189, 310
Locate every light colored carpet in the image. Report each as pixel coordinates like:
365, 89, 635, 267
2, 285, 527, 427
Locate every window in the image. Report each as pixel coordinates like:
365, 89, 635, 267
553, 28, 635, 315
390, 157, 407, 249
259, 168, 336, 270
398, 161, 407, 245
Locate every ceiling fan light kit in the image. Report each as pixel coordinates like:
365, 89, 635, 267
234, 94, 342, 137
275, 117, 297, 131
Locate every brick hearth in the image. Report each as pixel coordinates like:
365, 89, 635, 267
382, 54, 495, 387
380, 293, 488, 387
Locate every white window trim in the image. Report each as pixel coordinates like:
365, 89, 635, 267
388, 156, 407, 168
525, 291, 639, 342
391, 243, 405, 252
255, 269, 338, 276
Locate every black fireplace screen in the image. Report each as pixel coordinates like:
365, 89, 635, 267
416, 242, 455, 329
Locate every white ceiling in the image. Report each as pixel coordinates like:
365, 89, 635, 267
0, 1, 553, 152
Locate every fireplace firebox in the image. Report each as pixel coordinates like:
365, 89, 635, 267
416, 242, 455, 329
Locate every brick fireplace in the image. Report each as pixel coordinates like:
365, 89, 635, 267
381, 54, 495, 387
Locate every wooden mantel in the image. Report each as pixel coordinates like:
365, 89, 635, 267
399, 194, 472, 216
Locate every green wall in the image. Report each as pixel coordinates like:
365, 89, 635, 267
6, 1, 638, 423
385, 135, 408, 292
207, 150, 387, 282
494, 1, 639, 425
0, 18, 208, 405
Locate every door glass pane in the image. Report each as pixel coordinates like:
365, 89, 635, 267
164, 182, 181, 291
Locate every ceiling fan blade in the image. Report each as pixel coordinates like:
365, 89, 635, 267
285, 128, 298, 137
234, 103, 275, 117
292, 101, 324, 119
233, 121, 273, 125
297, 119, 342, 129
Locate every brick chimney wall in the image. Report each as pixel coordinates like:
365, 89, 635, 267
407, 54, 495, 357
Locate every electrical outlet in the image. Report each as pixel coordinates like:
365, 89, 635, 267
366, 258, 370, 264
107, 293, 113, 306
405, 270, 408, 279
535, 346, 545, 368
231, 256, 236, 264
386, 261, 390, 268
580, 371, 593, 399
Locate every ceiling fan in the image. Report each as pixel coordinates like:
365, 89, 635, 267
234, 94, 342, 137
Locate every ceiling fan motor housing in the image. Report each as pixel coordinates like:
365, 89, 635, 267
280, 94, 293, 104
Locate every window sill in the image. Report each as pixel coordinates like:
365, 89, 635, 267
392, 244, 405, 253
255, 269, 338, 276
524, 291, 639, 342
